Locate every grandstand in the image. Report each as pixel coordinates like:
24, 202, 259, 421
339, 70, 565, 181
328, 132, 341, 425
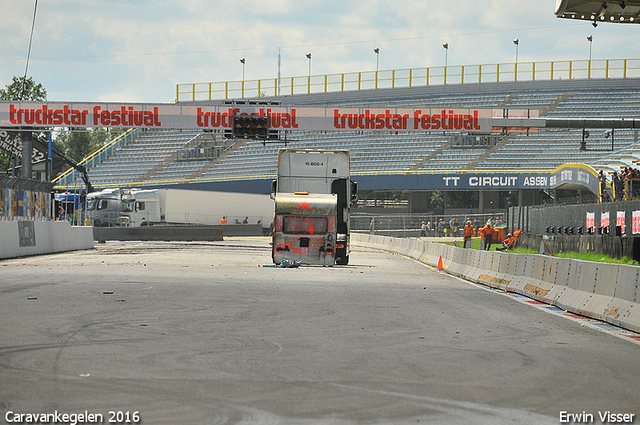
55, 67, 640, 207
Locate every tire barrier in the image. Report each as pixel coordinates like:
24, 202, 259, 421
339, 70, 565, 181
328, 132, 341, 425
353, 233, 640, 333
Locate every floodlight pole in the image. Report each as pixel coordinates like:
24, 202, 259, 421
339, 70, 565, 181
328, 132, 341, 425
374, 47, 380, 88
442, 43, 448, 84
513, 39, 519, 81
306, 53, 312, 93
374, 47, 379, 72
443, 43, 448, 67
240, 57, 246, 97
587, 35, 593, 78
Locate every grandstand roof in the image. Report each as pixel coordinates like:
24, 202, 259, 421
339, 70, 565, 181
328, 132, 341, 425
555, 0, 640, 24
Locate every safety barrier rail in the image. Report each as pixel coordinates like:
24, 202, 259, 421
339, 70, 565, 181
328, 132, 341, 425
176, 58, 640, 102
53, 129, 137, 188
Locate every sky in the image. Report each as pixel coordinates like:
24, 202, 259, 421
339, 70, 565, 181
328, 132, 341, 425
0, 0, 638, 103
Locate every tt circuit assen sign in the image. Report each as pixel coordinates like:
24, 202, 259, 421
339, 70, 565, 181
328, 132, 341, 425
0, 102, 493, 133
358, 172, 555, 191
355, 164, 600, 195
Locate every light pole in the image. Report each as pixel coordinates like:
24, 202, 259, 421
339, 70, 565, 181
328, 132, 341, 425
587, 35, 593, 78
373, 47, 380, 72
306, 53, 312, 93
513, 38, 519, 81
442, 43, 448, 84
240, 57, 246, 97
442, 42, 448, 67
374, 47, 380, 88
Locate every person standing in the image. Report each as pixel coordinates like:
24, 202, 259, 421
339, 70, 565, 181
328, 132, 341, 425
482, 223, 495, 250
421, 221, 427, 237
464, 221, 474, 248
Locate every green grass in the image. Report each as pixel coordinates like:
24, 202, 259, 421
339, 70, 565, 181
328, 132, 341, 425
437, 238, 639, 266
439, 237, 486, 251
553, 251, 639, 265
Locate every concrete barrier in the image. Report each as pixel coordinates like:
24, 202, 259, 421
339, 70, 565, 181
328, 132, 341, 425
457, 248, 476, 279
93, 225, 225, 242
0, 220, 94, 260
447, 247, 466, 277
352, 233, 640, 333
466, 249, 485, 282
508, 254, 536, 295
546, 257, 573, 305
606, 265, 640, 330
490, 252, 513, 291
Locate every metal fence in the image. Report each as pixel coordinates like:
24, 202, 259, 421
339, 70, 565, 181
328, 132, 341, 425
351, 212, 504, 238
176, 58, 640, 101
508, 199, 640, 236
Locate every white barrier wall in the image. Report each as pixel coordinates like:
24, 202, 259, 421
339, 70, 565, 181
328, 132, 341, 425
353, 233, 640, 333
0, 221, 94, 260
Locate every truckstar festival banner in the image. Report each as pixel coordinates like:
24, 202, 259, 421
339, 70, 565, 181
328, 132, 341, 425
0, 101, 493, 133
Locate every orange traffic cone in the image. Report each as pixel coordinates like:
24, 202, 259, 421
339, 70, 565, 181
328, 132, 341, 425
437, 255, 443, 270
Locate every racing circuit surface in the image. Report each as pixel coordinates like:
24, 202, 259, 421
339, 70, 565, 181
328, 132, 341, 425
1, 238, 639, 425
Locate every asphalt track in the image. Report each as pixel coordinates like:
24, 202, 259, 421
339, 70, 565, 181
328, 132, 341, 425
1, 238, 639, 425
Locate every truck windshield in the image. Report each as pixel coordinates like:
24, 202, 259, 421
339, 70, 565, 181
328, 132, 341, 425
122, 201, 134, 213
283, 215, 327, 235
97, 199, 109, 210
87, 199, 97, 211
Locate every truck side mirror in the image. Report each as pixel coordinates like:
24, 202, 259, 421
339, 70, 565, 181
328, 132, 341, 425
271, 180, 277, 194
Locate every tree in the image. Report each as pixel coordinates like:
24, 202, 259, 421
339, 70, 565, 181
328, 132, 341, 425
1, 76, 48, 174
54, 128, 114, 163
0, 76, 47, 101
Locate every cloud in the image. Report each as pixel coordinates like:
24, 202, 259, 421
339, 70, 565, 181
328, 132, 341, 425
0, 0, 637, 102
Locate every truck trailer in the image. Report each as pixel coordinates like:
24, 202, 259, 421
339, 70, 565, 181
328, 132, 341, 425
272, 149, 357, 265
120, 188, 274, 229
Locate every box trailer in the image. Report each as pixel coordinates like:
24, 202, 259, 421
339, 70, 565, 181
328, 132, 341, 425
119, 188, 273, 229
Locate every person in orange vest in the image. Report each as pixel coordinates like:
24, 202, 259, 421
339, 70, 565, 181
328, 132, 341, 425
463, 220, 474, 248
512, 229, 523, 249
480, 223, 495, 250
497, 233, 514, 251
220, 216, 227, 225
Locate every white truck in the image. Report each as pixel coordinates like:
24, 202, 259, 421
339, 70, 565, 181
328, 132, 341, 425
86, 188, 123, 227
119, 188, 274, 229
272, 149, 357, 265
